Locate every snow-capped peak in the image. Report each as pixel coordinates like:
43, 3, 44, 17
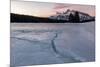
49, 9, 94, 22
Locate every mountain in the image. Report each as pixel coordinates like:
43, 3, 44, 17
49, 9, 95, 22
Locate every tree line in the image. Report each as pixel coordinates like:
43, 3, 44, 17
69, 11, 80, 22
11, 12, 95, 23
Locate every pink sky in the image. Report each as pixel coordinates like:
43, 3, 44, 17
11, 1, 95, 17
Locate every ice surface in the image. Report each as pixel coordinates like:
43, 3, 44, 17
10, 22, 95, 66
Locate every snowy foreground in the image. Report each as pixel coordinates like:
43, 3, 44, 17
10, 22, 95, 66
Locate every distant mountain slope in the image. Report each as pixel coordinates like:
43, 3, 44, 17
50, 9, 95, 22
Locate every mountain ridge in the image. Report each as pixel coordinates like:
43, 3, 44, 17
50, 9, 95, 22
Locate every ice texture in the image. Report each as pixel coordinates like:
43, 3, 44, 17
10, 22, 95, 66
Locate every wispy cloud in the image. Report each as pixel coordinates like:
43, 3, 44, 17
53, 4, 71, 10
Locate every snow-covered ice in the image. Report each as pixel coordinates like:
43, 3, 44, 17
10, 22, 95, 66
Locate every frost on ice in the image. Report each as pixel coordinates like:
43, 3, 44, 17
10, 22, 95, 66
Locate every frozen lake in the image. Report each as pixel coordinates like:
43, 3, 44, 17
10, 22, 95, 66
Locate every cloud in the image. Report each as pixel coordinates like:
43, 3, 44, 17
53, 4, 71, 10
